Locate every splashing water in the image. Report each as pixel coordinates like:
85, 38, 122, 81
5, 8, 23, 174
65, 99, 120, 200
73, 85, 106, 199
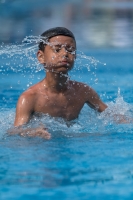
0, 35, 133, 138
0, 35, 105, 82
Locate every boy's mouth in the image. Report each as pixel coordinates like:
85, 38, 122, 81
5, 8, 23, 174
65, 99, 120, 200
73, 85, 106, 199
59, 60, 70, 66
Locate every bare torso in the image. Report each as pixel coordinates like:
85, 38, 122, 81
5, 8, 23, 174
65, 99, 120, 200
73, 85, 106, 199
14, 78, 107, 127
26, 80, 88, 120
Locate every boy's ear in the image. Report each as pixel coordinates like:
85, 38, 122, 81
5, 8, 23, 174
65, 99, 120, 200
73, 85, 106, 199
37, 50, 45, 64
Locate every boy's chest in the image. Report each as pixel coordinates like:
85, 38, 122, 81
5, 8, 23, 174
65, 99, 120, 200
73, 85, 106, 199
34, 91, 85, 120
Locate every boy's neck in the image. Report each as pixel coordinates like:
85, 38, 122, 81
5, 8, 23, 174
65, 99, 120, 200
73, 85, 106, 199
43, 72, 69, 92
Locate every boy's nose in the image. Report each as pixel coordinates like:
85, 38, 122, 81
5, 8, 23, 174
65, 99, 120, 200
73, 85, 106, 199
61, 47, 68, 56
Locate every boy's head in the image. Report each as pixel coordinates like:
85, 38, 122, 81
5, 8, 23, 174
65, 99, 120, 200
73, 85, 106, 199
39, 27, 76, 51
37, 27, 76, 73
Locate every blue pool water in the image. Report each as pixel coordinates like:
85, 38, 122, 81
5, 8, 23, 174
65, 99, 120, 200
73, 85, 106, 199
0, 45, 133, 199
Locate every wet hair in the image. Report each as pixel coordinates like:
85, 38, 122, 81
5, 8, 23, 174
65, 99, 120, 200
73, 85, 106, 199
38, 27, 76, 51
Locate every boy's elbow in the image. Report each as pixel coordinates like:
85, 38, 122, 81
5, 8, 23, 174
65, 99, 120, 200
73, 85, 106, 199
98, 103, 108, 112
14, 117, 29, 127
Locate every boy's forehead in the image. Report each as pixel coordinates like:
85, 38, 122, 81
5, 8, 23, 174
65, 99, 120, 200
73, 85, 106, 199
49, 35, 76, 46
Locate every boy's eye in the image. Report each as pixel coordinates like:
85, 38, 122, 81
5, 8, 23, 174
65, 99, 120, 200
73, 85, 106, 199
66, 47, 73, 52
54, 48, 61, 52
67, 49, 76, 54
65, 47, 76, 54
52, 46, 61, 52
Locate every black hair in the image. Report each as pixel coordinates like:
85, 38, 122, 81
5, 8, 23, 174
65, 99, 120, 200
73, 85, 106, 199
38, 27, 76, 51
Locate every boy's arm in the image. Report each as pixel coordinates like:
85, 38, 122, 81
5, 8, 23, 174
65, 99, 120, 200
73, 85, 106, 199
9, 94, 51, 139
85, 86, 131, 123
85, 86, 107, 112
14, 94, 33, 126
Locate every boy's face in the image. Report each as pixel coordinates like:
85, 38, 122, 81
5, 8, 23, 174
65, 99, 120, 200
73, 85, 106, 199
37, 35, 76, 74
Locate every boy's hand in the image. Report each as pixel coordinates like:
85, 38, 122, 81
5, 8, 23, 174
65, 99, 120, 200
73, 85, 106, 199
8, 126, 51, 139
20, 127, 51, 139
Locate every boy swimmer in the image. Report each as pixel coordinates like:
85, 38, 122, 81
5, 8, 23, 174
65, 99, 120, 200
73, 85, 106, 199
13, 27, 107, 138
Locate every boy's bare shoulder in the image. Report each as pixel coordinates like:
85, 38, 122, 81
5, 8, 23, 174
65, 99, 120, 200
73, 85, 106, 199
18, 82, 41, 102
69, 80, 98, 100
70, 80, 92, 91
